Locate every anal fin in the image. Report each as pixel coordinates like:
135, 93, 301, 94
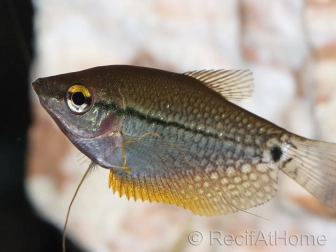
108, 132, 279, 216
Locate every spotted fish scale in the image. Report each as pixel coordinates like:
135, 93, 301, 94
94, 68, 285, 215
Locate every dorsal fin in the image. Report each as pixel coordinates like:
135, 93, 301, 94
184, 69, 254, 101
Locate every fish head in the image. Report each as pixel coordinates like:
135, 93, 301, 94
32, 68, 125, 166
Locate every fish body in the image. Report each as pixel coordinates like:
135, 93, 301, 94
32, 65, 336, 216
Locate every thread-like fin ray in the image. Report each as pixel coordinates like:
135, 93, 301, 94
108, 132, 279, 216
63, 162, 96, 252
183, 69, 254, 101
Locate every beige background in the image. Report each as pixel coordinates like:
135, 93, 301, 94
28, 0, 336, 251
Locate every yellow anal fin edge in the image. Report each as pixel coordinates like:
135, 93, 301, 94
108, 166, 279, 216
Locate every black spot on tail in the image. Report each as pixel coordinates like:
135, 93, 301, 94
270, 145, 282, 162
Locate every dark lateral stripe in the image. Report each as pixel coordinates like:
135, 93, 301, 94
95, 101, 219, 139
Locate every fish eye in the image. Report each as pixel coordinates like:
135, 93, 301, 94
66, 84, 92, 114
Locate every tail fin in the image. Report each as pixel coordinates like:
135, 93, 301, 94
281, 135, 336, 210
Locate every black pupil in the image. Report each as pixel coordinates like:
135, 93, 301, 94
270, 145, 282, 162
72, 92, 85, 106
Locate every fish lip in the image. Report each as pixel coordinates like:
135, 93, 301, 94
32, 78, 46, 95
32, 78, 42, 89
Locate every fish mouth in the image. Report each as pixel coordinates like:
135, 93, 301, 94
32, 78, 52, 107
32, 78, 46, 95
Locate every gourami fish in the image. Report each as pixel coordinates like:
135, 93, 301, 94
32, 65, 336, 217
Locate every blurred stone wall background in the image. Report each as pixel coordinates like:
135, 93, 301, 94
28, 0, 336, 251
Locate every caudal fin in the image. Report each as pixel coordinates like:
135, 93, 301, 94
281, 135, 336, 210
